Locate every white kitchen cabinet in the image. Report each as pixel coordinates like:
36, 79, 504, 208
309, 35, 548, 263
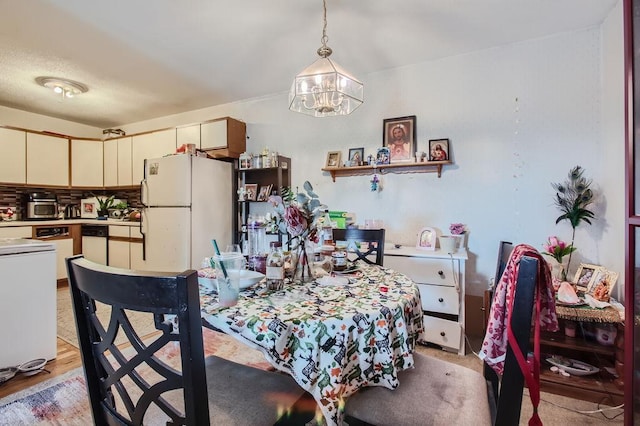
0, 128, 26, 184
132, 129, 176, 184
177, 124, 201, 149
103, 138, 118, 187
83, 235, 108, 265
0, 226, 32, 238
130, 240, 146, 270
118, 137, 133, 186
200, 117, 246, 158
108, 240, 130, 269
26, 133, 69, 186
53, 238, 74, 280
71, 139, 103, 187
384, 247, 467, 355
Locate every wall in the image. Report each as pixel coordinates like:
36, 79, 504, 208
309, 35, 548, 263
120, 24, 625, 304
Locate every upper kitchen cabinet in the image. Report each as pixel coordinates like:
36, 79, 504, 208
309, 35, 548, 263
132, 129, 176, 184
104, 136, 133, 188
201, 117, 246, 159
71, 139, 103, 187
0, 128, 26, 184
177, 124, 201, 149
26, 133, 69, 187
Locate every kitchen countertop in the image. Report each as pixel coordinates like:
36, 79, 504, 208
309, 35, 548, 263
0, 219, 141, 227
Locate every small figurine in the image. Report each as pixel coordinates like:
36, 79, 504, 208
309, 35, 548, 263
237, 187, 247, 201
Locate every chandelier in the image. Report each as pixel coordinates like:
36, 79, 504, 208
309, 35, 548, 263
36, 77, 88, 99
289, 0, 363, 117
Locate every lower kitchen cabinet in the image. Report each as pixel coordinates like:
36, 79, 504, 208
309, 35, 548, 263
108, 239, 129, 268
108, 224, 144, 269
53, 238, 74, 280
384, 246, 467, 355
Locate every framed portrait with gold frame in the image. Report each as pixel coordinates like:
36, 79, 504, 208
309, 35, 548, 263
383, 115, 416, 163
326, 151, 341, 168
244, 183, 258, 201
416, 227, 436, 251
572, 263, 602, 292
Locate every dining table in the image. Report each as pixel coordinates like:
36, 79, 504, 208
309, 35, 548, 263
200, 260, 424, 426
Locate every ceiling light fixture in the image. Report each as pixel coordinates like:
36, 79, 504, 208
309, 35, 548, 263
289, 0, 363, 117
35, 76, 88, 99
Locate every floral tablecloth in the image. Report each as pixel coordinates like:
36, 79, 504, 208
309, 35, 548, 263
200, 261, 423, 426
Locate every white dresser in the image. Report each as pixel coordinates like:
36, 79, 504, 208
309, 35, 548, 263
384, 246, 467, 355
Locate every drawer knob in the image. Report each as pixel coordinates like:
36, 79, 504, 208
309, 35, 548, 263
440, 331, 446, 337
438, 298, 444, 303
438, 270, 444, 276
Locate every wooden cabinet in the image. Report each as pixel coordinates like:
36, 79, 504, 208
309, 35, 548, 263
108, 225, 144, 269
32, 224, 81, 282
26, 133, 69, 186
234, 156, 291, 247
201, 117, 246, 159
71, 139, 103, 187
118, 137, 133, 186
384, 247, 467, 355
0, 128, 26, 184
132, 129, 176, 184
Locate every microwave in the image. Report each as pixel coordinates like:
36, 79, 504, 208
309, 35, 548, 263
24, 192, 59, 220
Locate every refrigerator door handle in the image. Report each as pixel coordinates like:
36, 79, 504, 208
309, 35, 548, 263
140, 179, 148, 207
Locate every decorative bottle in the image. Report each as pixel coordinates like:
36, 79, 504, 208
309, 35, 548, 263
266, 241, 284, 290
319, 209, 334, 246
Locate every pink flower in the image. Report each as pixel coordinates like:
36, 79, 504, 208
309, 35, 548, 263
284, 206, 308, 236
542, 236, 575, 264
449, 223, 466, 235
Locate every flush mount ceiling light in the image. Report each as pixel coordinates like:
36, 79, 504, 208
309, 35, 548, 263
35, 76, 88, 99
289, 0, 363, 117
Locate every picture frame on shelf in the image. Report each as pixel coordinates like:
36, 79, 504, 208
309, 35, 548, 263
326, 151, 341, 168
416, 227, 436, 251
257, 184, 273, 202
586, 267, 618, 302
573, 263, 601, 292
244, 183, 258, 201
348, 147, 364, 166
428, 138, 450, 161
383, 115, 416, 163
376, 147, 390, 165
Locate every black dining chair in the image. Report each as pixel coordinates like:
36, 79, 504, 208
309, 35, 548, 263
332, 228, 385, 266
344, 242, 539, 426
66, 255, 306, 426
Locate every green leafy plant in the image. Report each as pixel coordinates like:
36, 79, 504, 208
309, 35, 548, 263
550, 166, 595, 278
92, 194, 116, 215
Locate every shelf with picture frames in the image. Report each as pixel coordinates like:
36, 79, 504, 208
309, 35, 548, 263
321, 160, 453, 182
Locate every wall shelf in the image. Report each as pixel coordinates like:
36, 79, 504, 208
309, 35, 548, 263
321, 161, 452, 182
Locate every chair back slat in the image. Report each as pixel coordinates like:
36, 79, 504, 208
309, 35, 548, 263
333, 228, 385, 266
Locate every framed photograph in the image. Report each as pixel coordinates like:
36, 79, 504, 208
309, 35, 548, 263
244, 184, 258, 201
376, 147, 390, 165
326, 151, 341, 168
383, 115, 416, 163
257, 184, 273, 202
587, 268, 619, 302
428, 138, 450, 162
416, 227, 436, 251
572, 263, 601, 292
348, 147, 365, 166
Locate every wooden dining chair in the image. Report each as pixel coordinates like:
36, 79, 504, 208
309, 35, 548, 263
344, 243, 539, 426
332, 228, 385, 266
66, 255, 306, 426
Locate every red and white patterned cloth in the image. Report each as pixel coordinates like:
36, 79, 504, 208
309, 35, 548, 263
479, 243, 558, 425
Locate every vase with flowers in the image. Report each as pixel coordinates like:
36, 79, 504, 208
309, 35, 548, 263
449, 223, 467, 250
268, 181, 326, 282
543, 165, 595, 283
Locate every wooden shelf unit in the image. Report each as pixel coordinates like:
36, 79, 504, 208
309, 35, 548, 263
321, 161, 452, 182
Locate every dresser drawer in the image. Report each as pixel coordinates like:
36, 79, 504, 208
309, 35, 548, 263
385, 256, 458, 287
417, 284, 459, 315
421, 315, 462, 351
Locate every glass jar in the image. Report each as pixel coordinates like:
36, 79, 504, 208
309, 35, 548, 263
247, 216, 267, 273
332, 246, 347, 271
266, 242, 284, 290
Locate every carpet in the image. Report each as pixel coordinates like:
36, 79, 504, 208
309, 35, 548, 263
56, 287, 161, 348
0, 327, 272, 425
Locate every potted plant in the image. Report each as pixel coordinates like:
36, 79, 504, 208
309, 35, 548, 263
93, 195, 115, 219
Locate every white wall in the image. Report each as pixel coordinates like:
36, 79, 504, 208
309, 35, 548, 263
120, 22, 625, 301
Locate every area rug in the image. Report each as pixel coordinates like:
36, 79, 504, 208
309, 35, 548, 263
0, 328, 272, 425
56, 287, 160, 347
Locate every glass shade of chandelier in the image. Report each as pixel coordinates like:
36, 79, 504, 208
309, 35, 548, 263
289, 0, 363, 117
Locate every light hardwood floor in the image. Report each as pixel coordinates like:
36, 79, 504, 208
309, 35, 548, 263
0, 338, 81, 400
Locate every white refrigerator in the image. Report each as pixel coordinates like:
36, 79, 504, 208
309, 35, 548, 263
140, 154, 232, 272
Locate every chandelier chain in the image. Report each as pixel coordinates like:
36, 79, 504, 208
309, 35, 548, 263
320, 0, 329, 49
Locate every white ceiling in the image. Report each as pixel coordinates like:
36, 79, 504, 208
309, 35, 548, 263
0, 0, 619, 129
